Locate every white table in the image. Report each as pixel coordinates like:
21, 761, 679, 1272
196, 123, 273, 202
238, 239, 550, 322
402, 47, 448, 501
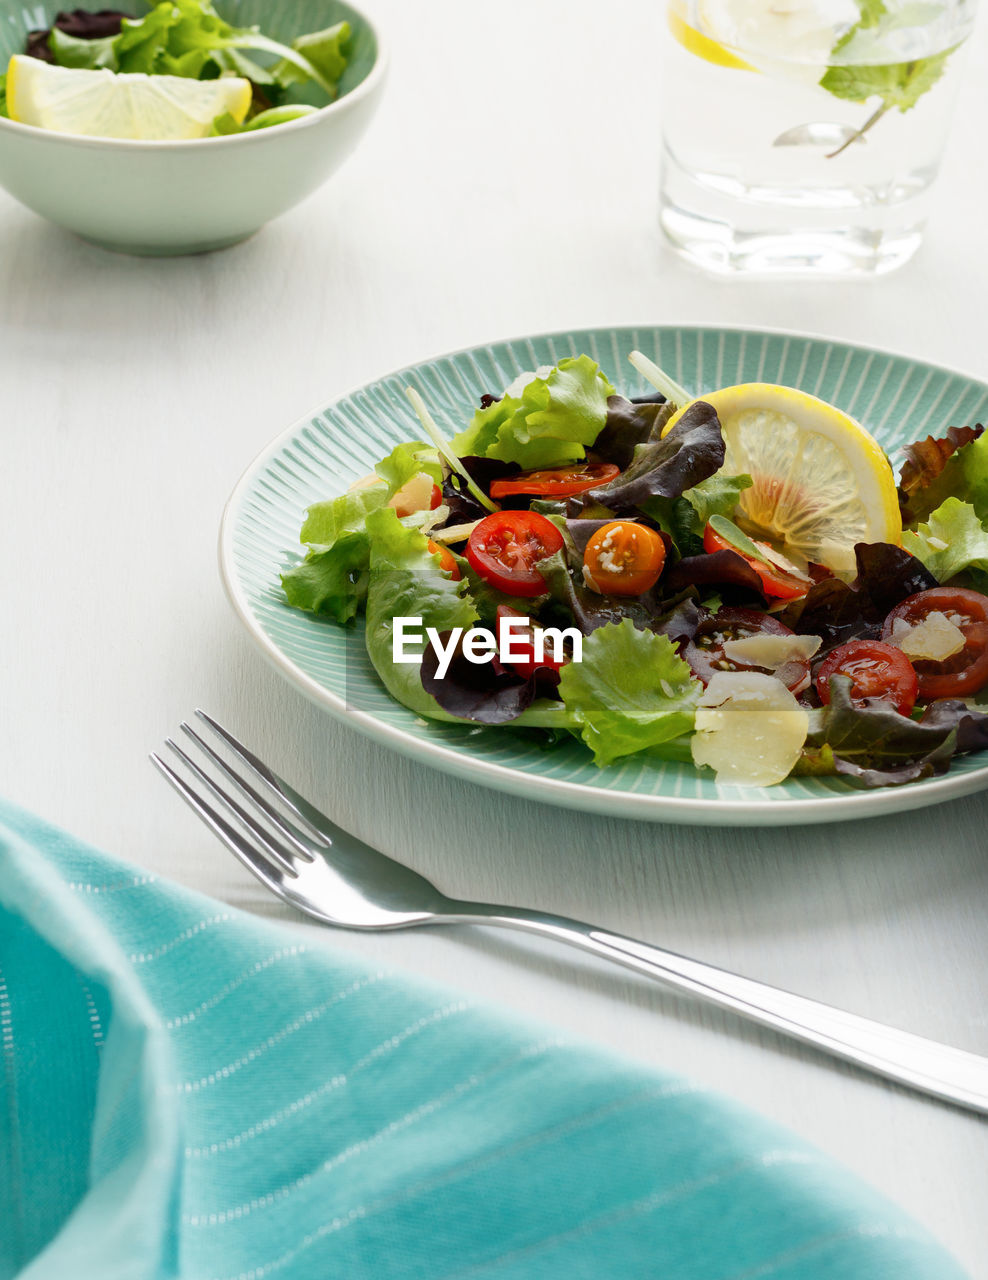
2, 1, 986, 1273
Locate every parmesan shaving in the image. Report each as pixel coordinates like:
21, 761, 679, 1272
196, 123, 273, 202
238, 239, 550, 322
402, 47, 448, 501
722, 633, 821, 668
691, 672, 809, 786
889, 611, 966, 661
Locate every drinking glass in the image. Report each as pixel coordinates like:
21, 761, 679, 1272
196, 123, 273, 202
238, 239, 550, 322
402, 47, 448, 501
659, 0, 979, 274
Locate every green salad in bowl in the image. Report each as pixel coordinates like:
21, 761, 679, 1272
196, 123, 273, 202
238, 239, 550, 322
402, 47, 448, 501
0, 0, 358, 139
0, 0, 385, 252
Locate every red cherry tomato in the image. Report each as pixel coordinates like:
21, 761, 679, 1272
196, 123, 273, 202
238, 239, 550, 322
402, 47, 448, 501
583, 521, 666, 596
495, 605, 566, 676
489, 461, 620, 500
465, 510, 564, 597
880, 587, 988, 700
702, 523, 810, 600
682, 607, 811, 693
427, 539, 461, 580
815, 640, 918, 715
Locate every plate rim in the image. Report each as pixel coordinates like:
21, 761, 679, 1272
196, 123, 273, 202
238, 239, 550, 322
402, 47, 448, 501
218, 321, 988, 825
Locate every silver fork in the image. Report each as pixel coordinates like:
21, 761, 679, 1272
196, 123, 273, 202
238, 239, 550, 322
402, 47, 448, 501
151, 711, 988, 1118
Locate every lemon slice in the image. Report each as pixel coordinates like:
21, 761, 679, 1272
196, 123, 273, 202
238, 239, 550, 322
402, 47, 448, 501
666, 383, 902, 574
5, 55, 252, 140
667, 0, 755, 71
673, 0, 859, 83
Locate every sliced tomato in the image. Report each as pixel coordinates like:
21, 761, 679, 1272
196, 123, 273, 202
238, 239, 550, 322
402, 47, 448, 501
465, 510, 563, 597
583, 521, 666, 596
495, 605, 566, 676
815, 639, 918, 715
389, 473, 442, 518
427, 539, 461, 581
489, 462, 619, 500
682, 607, 811, 693
702, 523, 810, 600
880, 587, 988, 700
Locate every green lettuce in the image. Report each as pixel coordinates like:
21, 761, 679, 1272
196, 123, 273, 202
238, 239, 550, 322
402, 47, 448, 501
557, 619, 701, 766
450, 356, 614, 470
281, 442, 439, 622
363, 508, 479, 722
113, 0, 341, 95
901, 497, 988, 589
643, 471, 752, 556
48, 28, 119, 68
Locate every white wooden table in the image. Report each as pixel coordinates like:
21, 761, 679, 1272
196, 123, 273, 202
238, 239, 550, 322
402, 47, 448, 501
1, 1, 986, 1273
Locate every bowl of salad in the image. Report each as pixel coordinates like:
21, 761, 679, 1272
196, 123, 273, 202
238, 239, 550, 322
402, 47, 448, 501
220, 324, 988, 825
0, 0, 386, 253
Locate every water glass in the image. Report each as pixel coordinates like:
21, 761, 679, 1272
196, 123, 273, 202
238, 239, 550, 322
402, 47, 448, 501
659, 0, 979, 274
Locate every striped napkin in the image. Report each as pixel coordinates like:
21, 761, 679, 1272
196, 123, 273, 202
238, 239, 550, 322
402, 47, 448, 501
0, 797, 969, 1280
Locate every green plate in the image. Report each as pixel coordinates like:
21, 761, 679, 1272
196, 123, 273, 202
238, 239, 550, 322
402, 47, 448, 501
220, 324, 988, 825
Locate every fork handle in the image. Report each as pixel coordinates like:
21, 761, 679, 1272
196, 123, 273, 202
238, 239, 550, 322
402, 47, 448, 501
445, 901, 988, 1116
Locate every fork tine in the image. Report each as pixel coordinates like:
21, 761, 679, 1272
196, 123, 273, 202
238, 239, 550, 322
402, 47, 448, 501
163, 738, 300, 877
149, 753, 294, 904
179, 722, 316, 861
194, 709, 338, 843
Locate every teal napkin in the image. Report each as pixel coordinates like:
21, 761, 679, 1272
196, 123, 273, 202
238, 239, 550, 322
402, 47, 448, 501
0, 798, 969, 1280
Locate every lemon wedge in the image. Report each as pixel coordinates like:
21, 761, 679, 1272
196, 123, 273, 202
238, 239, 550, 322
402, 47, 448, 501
665, 383, 902, 574
5, 55, 251, 140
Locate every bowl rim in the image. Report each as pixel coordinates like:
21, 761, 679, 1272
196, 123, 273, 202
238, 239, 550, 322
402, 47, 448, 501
0, 0, 387, 151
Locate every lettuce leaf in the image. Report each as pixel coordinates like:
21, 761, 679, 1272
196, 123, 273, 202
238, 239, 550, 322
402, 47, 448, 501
450, 357, 614, 470
421, 628, 556, 724
272, 20, 350, 90
777, 541, 936, 651
582, 400, 725, 512
48, 28, 119, 69
797, 675, 956, 787
557, 619, 701, 765
281, 442, 438, 622
114, 0, 339, 95
899, 425, 988, 524
642, 470, 752, 557
363, 508, 479, 722
901, 498, 988, 589
591, 396, 675, 469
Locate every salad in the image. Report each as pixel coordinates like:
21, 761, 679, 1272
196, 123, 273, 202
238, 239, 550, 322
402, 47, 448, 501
280, 349, 988, 790
0, 1, 351, 139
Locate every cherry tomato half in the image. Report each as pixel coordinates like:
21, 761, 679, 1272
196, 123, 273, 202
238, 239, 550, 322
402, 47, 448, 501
682, 607, 811, 693
583, 521, 666, 596
702, 523, 810, 600
495, 605, 567, 676
489, 461, 620, 500
465, 510, 564, 597
815, 640, 918, 715
427, 539, 461, 580
881, 587, 988, 700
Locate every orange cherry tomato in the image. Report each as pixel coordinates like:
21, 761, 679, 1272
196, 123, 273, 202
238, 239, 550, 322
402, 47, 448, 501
583, 521, 666, 596
427, 539, 461, 580
489, 462, 620, 500
702, 523, 809, 600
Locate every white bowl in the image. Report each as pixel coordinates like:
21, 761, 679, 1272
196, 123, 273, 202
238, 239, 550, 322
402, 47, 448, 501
0, 0, 387, 255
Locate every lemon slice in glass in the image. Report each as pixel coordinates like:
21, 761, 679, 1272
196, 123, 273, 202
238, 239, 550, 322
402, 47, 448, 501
5, 55, 252, 140
666, 0, 755, 71
665, 383, 902, 574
